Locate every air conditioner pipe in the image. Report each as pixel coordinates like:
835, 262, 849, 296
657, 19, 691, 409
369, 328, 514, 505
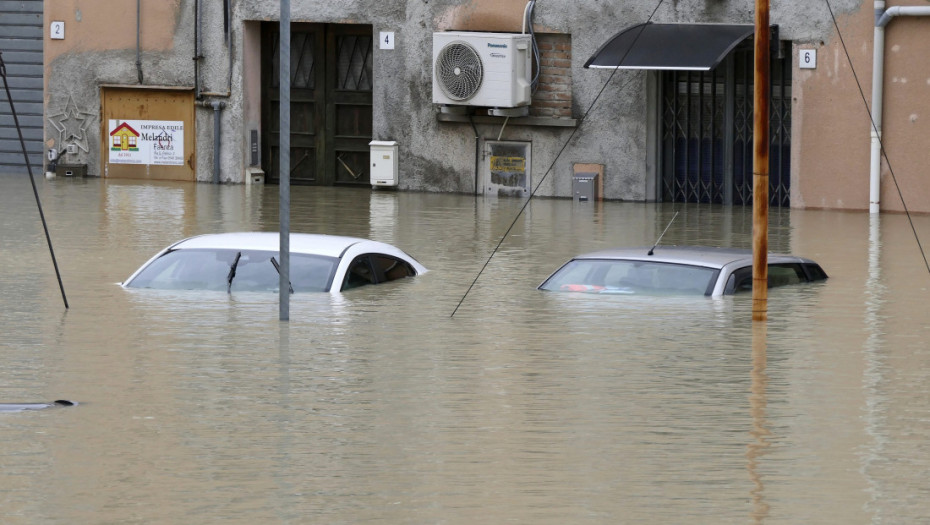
200, 100, 226, 183
468, 115, 481, 195
870, 2, 930, 213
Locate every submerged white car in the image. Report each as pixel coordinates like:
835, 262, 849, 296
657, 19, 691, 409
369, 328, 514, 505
122, 232, 427, 293
538, 246, 827, 297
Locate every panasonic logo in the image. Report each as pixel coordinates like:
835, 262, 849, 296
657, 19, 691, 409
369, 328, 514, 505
487, 43, 508, 49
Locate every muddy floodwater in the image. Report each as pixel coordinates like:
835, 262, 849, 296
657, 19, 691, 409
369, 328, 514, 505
2, 175, 929, 524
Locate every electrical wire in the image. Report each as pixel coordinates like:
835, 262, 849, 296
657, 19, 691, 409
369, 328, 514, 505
0, 52, 69, 309
823, 0, 930, 274
451, 0, 667, 317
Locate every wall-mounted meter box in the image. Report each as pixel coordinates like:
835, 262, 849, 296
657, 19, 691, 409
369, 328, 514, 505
370, 140, 398, 187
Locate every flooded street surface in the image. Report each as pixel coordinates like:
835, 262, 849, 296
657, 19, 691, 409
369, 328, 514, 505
2, 175, 929, 524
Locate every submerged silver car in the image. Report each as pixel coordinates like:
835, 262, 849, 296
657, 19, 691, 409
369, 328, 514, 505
538, 246, 827, 296
123, 232, 427, 293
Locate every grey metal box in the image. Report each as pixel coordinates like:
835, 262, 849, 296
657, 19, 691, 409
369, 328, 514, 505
572, 172, 598, 202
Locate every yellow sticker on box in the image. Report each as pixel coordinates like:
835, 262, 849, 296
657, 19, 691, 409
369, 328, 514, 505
490, 156, 525, 172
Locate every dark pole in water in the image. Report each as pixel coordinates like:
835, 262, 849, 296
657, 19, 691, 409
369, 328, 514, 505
0, 52, 69, 309
752, 0, 770, 322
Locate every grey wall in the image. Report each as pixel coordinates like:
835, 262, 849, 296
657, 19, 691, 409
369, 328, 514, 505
44, 0, 865, 197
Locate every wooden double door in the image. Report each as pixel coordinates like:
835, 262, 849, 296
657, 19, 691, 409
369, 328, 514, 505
262, 23, 373, 186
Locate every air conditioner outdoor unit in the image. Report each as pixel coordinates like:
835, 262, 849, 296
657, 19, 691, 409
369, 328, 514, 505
432, 31, 532, 108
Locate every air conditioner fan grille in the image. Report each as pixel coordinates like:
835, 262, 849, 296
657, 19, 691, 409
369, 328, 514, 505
435, 42, 483, 101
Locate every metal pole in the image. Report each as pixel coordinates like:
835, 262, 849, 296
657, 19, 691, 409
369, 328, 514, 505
752, 0, 770, 322
279, 0, 291, 321
870, 0, 886, 214
0, 52, 69, 309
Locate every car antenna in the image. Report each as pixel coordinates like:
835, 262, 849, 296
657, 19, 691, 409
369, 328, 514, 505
648, 211, 679, 256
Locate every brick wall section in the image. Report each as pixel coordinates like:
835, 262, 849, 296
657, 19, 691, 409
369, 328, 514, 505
530, 33, 573, 118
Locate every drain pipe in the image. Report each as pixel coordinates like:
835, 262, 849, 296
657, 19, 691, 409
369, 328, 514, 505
194, 0, 203, 98
136, 0, 144, 83
201, 100, 227, 183
870, 2, 930, 213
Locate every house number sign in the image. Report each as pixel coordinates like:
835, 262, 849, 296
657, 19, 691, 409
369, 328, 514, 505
800, 49, 817, 69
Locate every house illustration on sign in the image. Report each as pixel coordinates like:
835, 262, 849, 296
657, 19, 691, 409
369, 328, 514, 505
110, 122, 140, 151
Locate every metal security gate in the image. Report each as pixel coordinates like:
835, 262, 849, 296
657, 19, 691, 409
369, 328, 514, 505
262, 23, 373, 186
659, 41, 791, 206
0, 0, 43, 173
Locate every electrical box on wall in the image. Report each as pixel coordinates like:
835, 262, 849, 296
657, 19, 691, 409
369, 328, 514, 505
484, 140, 531, 198
370, 140, 398, 187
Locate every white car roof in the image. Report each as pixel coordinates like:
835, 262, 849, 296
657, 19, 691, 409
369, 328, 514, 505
170, 232, 375, 258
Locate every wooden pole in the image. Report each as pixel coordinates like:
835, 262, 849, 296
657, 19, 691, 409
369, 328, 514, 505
752, 0, 770, 322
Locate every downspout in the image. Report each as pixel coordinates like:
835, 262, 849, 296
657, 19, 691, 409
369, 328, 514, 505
136, 0, 143, 83
193, 0, 233, 183
870, 3, 930, 213
201, 100, 227, 183
194, 0, 203, 98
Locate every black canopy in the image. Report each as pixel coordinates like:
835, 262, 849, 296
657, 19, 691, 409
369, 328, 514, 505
584, 23, 754, 71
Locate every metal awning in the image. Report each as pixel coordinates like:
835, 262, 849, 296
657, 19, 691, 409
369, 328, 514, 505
584, 23, 754, 71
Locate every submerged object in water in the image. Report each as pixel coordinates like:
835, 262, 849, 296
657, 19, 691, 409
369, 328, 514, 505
0, 400, 76, 413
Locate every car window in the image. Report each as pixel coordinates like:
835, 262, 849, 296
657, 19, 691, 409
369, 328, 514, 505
289, 254, 340, 292
725, 263, 809, 294
125, 249, 235, 291
342, 256, 376, 290
803, 263, 828, 282
341, 254, 416, 291
767, 264, 804, 288
125, 249, 339, 293
539, 259, 717, 295
372, 255, 415, 282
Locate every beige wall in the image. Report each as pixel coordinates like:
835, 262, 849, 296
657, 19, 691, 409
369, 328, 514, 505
44, 1, 179, 69
793, 1, 930, 213
880, 17, 930, 213
792, 6, 872, 211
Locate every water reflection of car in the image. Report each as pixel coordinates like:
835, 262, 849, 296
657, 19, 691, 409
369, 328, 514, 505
538, 246, 827, 297
122, 232, 427, 293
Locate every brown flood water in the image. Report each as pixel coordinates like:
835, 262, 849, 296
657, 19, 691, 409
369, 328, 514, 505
1, 175, 929, 524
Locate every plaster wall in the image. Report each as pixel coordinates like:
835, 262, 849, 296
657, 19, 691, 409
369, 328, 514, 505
791, 5, 873, 211
791, 0, 930, 213
234, 0, 870, 202
43, 0, 241, 183
47, 0, 930, 214
879, 16, 930, 213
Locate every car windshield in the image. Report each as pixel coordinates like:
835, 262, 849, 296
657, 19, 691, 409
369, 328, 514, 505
539, 259, 718, 296
125, 248, 339, 292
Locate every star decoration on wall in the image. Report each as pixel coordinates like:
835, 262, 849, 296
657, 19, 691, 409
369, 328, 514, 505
48, 96, 95, 153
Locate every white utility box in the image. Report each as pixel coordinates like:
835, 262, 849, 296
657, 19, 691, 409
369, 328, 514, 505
370, 140, 398, 187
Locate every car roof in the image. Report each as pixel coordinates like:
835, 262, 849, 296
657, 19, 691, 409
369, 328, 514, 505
169, 232, 374, 258
571, 245, 811, 269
